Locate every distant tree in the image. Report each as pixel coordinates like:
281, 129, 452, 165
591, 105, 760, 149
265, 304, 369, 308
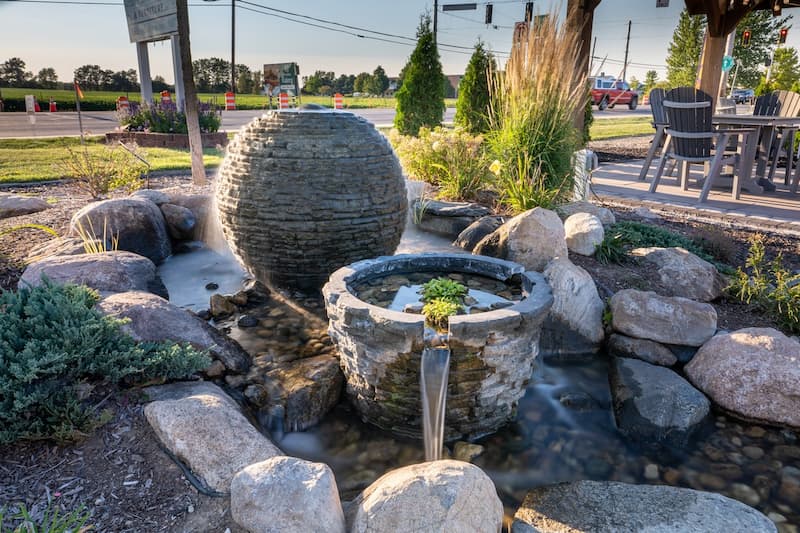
250, 69, 262, 94
394, 13, 445, 135
733, 11, 792, 89
1, 57, 32, 87
643, 70, 659, 93
107, 69, 138, 91
302, 70, 335, 95
36, 67, 59, 89
770, 47, 800, 90
665, 9, 706, 87
628, 76, 640, 91
192, 58, 231, 92
369, 65, 389, 95
236, 65, 253, 94
152, 75, 173, 92
333, 74, 355, 94
455, 40, 495, 134
353, 72, 371, 93
74, 64, 112, 90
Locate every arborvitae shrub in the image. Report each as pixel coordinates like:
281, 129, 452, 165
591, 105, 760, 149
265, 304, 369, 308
455, 40, 495, 134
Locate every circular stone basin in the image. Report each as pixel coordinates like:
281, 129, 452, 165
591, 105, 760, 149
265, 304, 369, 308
215, 108, 407, 291
322, 253, 553, 439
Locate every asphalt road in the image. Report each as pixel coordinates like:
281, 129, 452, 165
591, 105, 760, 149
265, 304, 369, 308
0, 105, 650, 139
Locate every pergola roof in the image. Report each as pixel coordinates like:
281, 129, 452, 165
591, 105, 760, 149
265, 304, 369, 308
684, 0, 800, 37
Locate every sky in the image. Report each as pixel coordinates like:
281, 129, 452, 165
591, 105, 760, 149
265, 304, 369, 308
1, 0, 799, 88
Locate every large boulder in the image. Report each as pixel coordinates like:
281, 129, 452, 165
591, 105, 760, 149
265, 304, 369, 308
162, 192, 211, 241
540, 258, 604, 357
0, 193, 52, 219
159, 203, 196, 241
556, 201, 616, 225
607, 333, 677, 366
96, 291, 250, 373
70, 198, 171, 264
414, 199, 492, 239
609, 357, 710, 446
631, 247, 725, 302
26, 237, 87, 262
143, 381, 281, 493
347, 460, 503, 533
231, 457, 345, 533
512, 481, 776, 533
453, 215, 505, 252
20, 251, 167, 298
564, 213, 604, 256
474, 207, 567, 272
685, 328, 800, 428
610, 289, 717, 347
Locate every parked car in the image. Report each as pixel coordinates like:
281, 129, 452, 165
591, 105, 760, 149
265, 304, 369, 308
732, 88, 755, 104
590, 76, 639, 110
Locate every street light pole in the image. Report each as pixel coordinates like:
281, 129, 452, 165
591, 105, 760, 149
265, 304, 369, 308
231, 0, 236, 93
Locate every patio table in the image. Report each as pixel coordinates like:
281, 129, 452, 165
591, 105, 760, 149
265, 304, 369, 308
713, 114, 800, 197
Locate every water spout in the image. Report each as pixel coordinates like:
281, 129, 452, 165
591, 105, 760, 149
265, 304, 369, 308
421, 347, 451, 461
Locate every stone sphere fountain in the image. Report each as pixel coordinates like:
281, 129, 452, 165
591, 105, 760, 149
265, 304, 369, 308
323, 253, 553, 439
215, 108, 407, 290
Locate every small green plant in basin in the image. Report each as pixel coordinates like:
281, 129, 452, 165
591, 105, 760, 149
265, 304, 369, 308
420, 277, 468, 331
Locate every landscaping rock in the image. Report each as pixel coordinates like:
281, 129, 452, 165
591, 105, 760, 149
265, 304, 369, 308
0, 193, 51, 219
453, 215, 505, 252
631, 246, 725, 302
608, 333, 677, 366
453, 441, 485, 463
564, 213, 605, 256
511, 480, 777, 533
144, 381, 281, 493
609, 357, 710, 446
610, 289, 717, 346
685, 328, 800, 428
161, 192, 211, 241
130, 189, 169, 205
210, 293, 238, 318
159, 203, 196, 241
414, 199, 492, 238
261, 354, 343, 431
541, 258, 604, 357
346, 460, 503, 533
25, 236, 87, 262
20, 251, 168, 298
70, 198, 171, 264
557, 201, 616, 225
97, 291, 250, 373
474, 207, 567, 272
231, 457, 345, 533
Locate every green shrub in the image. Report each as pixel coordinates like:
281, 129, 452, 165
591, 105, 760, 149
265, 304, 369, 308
489, 153, 569, 213
389, 126, 489, 201
394, 14, 445, 136
0, 503, 91, 533
59, 142, 146, 199
728, 235, 800, 334
0, 280, 210, 444
487, 10, 584, 210
117, 101, 221, 134
421, 277, 468, 302
455, 40, 495, 134
422, 299, 463, 331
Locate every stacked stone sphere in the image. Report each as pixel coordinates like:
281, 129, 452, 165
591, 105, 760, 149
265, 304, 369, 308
215, 110, 407, 290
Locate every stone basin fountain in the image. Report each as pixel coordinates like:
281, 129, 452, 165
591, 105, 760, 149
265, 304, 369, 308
322, 253, 553, 440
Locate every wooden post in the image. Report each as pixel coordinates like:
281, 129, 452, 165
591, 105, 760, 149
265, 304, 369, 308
697, 30, 727, 102
566, 0, 601, 137
176, 0, 206, 186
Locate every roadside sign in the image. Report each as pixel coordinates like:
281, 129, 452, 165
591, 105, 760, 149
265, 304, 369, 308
123, 0, 178, 43
25, 95, 35, 114
722, 55, 735, 72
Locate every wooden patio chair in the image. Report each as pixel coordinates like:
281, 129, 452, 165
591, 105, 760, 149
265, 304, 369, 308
638, 88, 669, 181
650, 87, 753, 202
758, 90, 800, 184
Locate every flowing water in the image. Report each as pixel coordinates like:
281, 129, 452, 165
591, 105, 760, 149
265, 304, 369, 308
420, 347, 451, 462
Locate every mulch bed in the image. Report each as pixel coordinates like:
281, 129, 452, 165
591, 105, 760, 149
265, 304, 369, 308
1, 142, 798, 531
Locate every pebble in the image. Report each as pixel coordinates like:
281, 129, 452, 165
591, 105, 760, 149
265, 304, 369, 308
729, 483, 761, 506
662, 468, 681, 485
746, 426, 767, 438
768, 512, 787, 524
644, 463, 659, 481
205, 282, 219, 290
698, 473, 727, 490
237, 314, 259, 328
453, 441, 485, 462
731, 436, 743, 447
742, 446, 765, 460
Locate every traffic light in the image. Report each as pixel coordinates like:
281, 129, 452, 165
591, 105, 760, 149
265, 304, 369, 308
742, 29, 751, 47
485, 3, 493, 24
779, 27, 789, 44
525, 2, 533, 23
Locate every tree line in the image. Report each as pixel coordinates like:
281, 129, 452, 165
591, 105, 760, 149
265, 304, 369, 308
301, 65, 389, 96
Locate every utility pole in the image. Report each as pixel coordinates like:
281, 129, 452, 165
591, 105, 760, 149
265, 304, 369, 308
231, 0, 236, 93
622, 20, 631, 82
433, 0, 438, 45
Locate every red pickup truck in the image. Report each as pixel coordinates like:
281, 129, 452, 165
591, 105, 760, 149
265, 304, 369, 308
590, 76, 639, 110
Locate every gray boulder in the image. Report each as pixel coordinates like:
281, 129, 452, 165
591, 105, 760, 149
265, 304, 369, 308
0, 193, 51, 219
159, 203, 197, 241
20, 251, 167, 298
454, 215, 505, 252
686, 328, 800, 428
564, 213, 604, 256
26, 237, 87, 262
163, 192, 212, 241
97, 291, 250, 373
631, 247, 725, 302
541, 258, 604, 358
512, 480, 777, 533
556, 201, 616, 225
414, 199, 492, 239
474, 207, 567, 272
231, 457, 345, 533
609, 357, 710, 446
130, 189, 170, 205
611, 289, 717, 346
608, 333, 677, 366
70, 198, 171, 264
144, 381, 281, 493
347, 460, 503, 533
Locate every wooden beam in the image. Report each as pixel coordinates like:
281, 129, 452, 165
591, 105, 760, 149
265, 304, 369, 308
696, 30, 727, 103
567, 0, 600, 137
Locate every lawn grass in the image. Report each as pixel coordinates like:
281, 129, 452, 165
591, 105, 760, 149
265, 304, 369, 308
0, 87, 457, 110
0, 136, 223, 184
590, 116, 654, 140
